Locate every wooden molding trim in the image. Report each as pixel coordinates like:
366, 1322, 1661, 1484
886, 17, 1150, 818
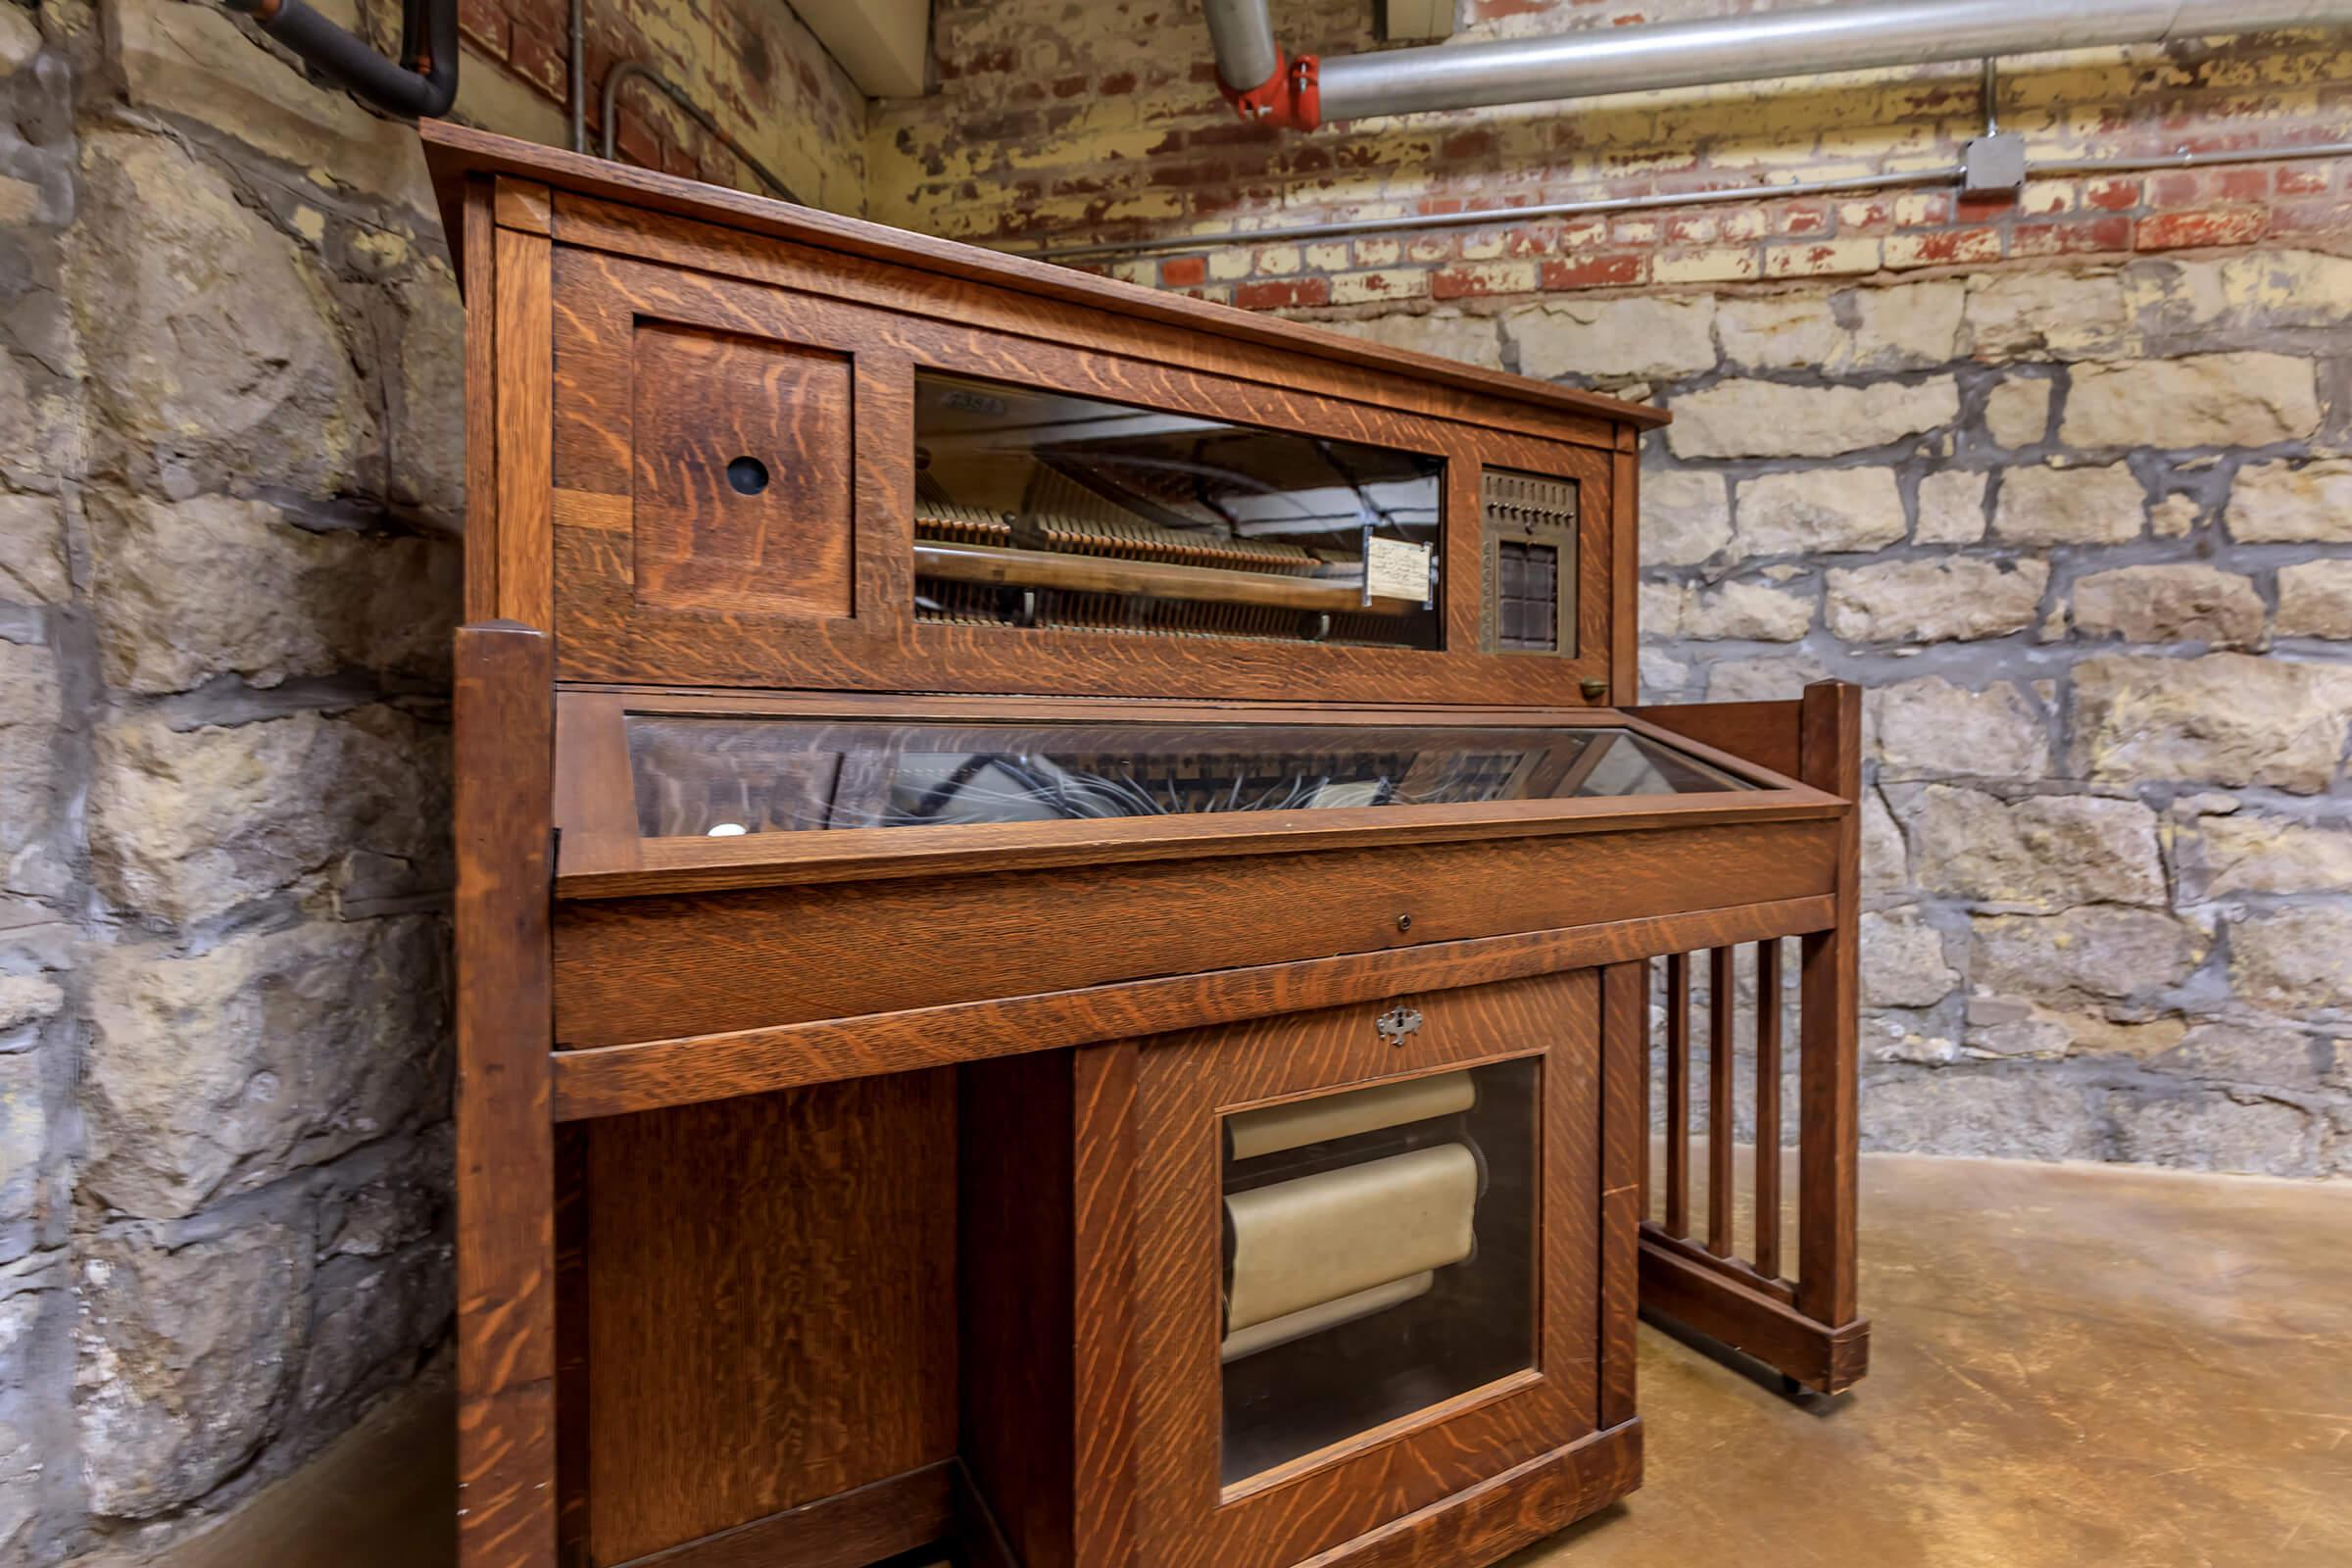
420, 120, 1667, 435
1638, 1235, 1871, 1396
607, 1458, 956, 1568
551, 895, 1837, 1120
1292, 1419, 1642, 1568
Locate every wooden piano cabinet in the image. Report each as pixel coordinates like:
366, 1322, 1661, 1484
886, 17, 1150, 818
428, 121, 1867, 1568
962, 975, 1640, 1568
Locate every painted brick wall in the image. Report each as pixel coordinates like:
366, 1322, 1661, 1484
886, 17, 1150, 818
869, 1, 2352, 296
434, 0, 866, 210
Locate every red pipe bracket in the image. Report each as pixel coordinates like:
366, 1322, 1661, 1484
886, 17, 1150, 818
1219, 50, 1323, 131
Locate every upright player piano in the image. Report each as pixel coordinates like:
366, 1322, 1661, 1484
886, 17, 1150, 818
425, 121, 1868, 1568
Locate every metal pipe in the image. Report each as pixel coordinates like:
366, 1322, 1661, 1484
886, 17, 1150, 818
2032, 139, 2352, 176
1018, 168, 1958, 262
1314, 0, 2352, 122
600, 61, 803, 204
222, 0, 457, 119
1203, 0, 1282, 92
1200, 0, 2352, 128
1008, 139, 2352, 263
569, 0, 586, 154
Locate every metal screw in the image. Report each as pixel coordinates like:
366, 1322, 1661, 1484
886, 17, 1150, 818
1396, 913, 1413, 932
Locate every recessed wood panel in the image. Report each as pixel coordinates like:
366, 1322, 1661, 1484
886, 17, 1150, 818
631, 321, 855, 619
581, 1074, 957, 1563
551, 819, 1837, 1050
1124, 974, 1601, 1568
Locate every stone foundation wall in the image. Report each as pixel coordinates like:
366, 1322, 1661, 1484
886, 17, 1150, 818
1376, 253, 2350, 1175
0, 0, 858, 1560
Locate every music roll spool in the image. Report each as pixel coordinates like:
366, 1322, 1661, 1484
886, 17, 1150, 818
1225, 1070, 1477, 1160
1222, 1142, 1480, 1338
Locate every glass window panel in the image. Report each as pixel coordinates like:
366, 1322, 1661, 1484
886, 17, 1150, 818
623, 717, 1759, 840
1218, 1057, 1540, 1483
911, 371, 1444, 651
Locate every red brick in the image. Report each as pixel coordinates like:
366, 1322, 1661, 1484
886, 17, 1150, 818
2011, 216, 2132, 258
1431, 261, 1540, 299
1540, 253, 1646, 290
2151, 171, 2204, 209
2275, 164, 2332, 196
2084, 176, 2140, 211
1159, 255, 1208, 288
506, 18, 564, 96
1779, 203, 1831, 236
2133, 207, 2269, 251
2217, 168, 2270, 203
1886, 225, 2003, 269
1234, 277, 1330, 311
458, 0, 508, 57
1443, 128, 1498, 162
614, 114, 662, 173
2271, 197, 2352, 234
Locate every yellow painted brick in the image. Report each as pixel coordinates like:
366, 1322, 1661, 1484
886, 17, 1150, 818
1719, 207, 1769, 241
1458, 227, 1508, 260
1653, 246, 1762, 284
1892, 193, 1944, 226
2022, 180, 2077, 217
1302, 241, 1349, 270
1329, 268, 1432, 305
1764, 237, 1884, 278
1209, 249, 1253, 281
1256, 245, 1302, 275
1885, 227, 2004, 269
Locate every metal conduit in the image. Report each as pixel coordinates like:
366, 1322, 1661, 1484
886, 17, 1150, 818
1203, 0, 1283, 93
1009, 140, 2352, 263
1208, 0, 2352, 129
600, 62, 804, 205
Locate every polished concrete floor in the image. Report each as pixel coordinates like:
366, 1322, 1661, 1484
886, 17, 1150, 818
117, 1153, 2351, 1568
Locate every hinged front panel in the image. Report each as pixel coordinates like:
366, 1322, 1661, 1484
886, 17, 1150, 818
1114, 971, 1608, 1568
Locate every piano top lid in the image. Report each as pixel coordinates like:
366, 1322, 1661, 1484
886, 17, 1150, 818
549, 693, 1840, 901
417, 119, 1671, 437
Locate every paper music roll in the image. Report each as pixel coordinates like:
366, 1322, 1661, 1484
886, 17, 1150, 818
1225, 1071, 1477, 1161
1223, 1142, 1479, 1334
1220, 1271, 1435, 1363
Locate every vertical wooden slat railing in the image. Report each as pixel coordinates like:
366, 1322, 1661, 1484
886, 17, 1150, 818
1632, 683, 1869, 1396
1706, 948, 1734, 1258
1752, 937, 1783, 1282
1662, 951, 1690, 1241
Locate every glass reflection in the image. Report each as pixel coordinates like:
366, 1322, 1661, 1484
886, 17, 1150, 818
624, 717, 1753, 840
